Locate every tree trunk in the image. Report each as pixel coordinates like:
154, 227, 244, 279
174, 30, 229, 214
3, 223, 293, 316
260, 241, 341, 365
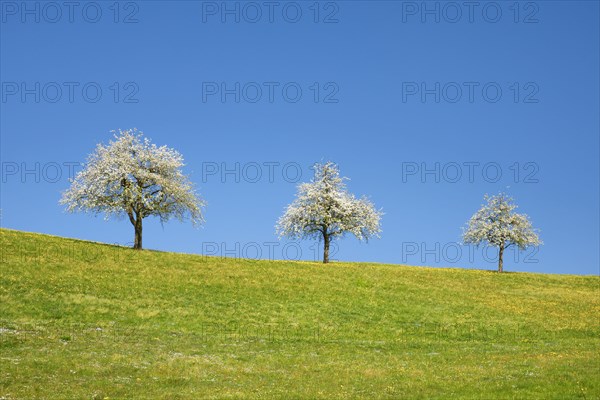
133, 211, 143, 250
323, 233, 330, 264
498, 242, 504, 273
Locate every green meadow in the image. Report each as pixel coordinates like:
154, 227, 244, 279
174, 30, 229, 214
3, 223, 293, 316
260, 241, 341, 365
1, 228, 598, 399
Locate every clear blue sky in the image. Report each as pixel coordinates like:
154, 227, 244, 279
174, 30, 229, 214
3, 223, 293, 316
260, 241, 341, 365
1, 1, 598, 275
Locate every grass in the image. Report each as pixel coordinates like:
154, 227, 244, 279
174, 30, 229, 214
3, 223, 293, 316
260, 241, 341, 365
0, 228, 598, 399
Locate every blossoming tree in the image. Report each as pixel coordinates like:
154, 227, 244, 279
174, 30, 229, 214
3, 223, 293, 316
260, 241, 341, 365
60, 129, 205, 250
276, 162, 382, 263
462, 193, 541, 272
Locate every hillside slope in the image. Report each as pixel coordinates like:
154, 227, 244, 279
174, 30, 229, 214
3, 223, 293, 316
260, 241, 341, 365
0, 228, 598, 399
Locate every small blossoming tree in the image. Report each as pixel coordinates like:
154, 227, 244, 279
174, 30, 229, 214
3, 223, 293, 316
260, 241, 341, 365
276, 162, 382, 263
60, 129, 205, 250
462, 193, 541, 272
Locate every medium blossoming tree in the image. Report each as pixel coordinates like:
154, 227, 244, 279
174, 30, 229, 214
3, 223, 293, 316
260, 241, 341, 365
276, 161, 382, 263
60, 129, 205, 250
462, 193, 541, 272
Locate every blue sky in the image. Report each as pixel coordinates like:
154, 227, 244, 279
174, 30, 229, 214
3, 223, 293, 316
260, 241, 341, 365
1, 1, 598, 275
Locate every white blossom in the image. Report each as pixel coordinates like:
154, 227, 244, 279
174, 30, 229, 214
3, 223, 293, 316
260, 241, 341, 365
276, 162, 382, 263
462, 193, 541, 272
60, 129, 205, 249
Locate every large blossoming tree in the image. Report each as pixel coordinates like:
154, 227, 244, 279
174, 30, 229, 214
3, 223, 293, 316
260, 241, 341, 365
462, 193, 541, 272
60, 129, 205, 250
276, 161, 382, 263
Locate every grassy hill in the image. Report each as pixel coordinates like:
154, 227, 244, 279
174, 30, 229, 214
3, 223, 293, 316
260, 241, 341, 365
0, 228, 598, 399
